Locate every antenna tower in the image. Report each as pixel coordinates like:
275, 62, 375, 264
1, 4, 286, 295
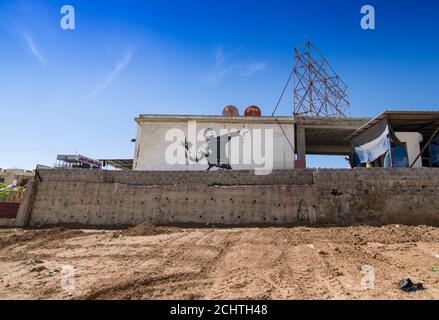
293, 41, 350, 117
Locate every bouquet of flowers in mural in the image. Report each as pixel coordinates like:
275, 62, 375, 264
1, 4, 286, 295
0, 183, 24, 202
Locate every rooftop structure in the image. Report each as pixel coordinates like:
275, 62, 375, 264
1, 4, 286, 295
134, 114, 370, 170
348, 110, 439, 168
56, 155, 102, 169
293, 42, 350, 118
100, 159, 134, 171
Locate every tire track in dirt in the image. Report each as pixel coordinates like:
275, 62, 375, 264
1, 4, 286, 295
80, 271, 205, 300
279, 245, 332, 299
3, 225, 439, 300
79, 229, 231, 299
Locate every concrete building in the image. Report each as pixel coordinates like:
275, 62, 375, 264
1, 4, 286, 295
133, 114, 370, 171
3, 111, 439, 228
0, 169, 34, 186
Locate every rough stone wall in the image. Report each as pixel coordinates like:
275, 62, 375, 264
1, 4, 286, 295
25, 168, 439, 227
315, 169, 439, 226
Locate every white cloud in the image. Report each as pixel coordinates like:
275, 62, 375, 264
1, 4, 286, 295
241, 62, 267, 77
207, 46, 266, 83
21, 32, 46, 65
90, 48, 135, 96
215, 45, 225, 66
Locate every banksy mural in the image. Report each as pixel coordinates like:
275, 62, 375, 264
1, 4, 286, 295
133, 117, 295, 173
183, 128, 248, 171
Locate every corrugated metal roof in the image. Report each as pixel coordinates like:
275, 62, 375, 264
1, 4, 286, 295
347, 110, 439, 141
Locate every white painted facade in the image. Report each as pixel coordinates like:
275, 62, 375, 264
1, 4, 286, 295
133, 115, 295, 172
395, 132, 424, 168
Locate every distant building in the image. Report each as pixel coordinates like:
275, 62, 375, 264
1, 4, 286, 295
56, 155, 102, 169
0, 169, 34, 186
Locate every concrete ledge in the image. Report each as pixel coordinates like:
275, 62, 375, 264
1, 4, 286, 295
36, 169, 316, 186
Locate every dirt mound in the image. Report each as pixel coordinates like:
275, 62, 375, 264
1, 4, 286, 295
345, 225, 439, 244
0, 227, 85, 249
277, 225, 439, 246
121, 223, 180, 237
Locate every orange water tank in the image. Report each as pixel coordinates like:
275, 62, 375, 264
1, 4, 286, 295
222, 105, 239, 117
244, 105, 262, 117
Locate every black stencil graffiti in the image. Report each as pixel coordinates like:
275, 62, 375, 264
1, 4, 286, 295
297, 199, 310, 223
184, 128, 245, 171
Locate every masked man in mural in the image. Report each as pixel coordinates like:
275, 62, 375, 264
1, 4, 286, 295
184, 128, 248, 171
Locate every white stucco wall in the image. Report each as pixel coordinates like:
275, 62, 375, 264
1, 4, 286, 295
133, 116, 295, 172
395, 132, 423, 168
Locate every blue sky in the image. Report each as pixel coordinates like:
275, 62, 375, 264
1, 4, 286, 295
1, 0, 438, 169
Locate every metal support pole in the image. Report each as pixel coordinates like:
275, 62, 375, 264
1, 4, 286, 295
410, 126, 439, 168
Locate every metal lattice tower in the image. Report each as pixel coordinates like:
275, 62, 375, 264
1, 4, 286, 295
293, 41, 350, 118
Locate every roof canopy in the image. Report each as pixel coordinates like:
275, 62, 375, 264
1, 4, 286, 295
100, 159, 133, 171
294, 116, 370, 155
347, 110, 439, 141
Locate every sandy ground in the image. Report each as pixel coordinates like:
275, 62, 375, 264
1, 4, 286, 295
1, 224, 439, 300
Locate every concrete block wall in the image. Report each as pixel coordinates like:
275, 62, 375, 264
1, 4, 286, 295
30, 169, 319, 226
315, 168, 439, 226
29, 180, 318, 226
23, 168, 439, 227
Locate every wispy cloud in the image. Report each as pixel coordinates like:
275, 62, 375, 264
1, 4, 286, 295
240, 62, 267, 77
21, 32, 46, 65
90, 48, 135, 96
207, 46, 267, 83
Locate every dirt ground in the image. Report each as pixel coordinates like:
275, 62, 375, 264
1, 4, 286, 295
1, 224, 439, 300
